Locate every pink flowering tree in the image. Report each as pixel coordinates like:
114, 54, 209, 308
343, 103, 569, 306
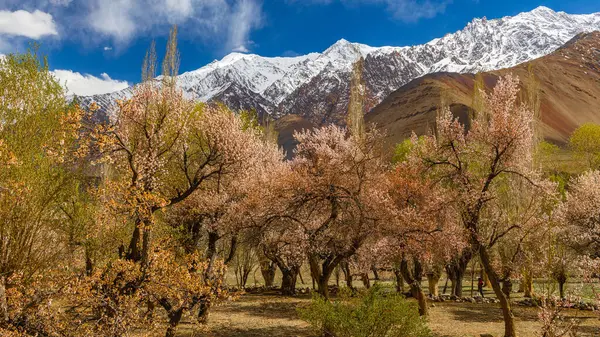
408, 75, 552, 337
252, 126, 390, 299
377, 158, 463, 316
559, 170, 600, 256
557, 170, 600, 299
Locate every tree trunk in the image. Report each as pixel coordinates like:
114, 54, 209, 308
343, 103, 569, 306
224, 236, 238, 265
126, 224, 141, 262
0, 276, 7, 326
165, 308, 184, 337
141, 228, 150, 268
241, 268, 251, 288
442, 272, 449, 294
204, 231, 220, 277
371, 265, 380, 281
308, 253, 347, 299
448, 248, 473, 298
480, 246, 518, 337
555, 273, 567, 299
196, 232, 221, 324
184, 220, 202, 254
341, 261, 354, 290
146, 300, 156, 321
309, 256, 335, 299
454, 270, 464, 297
394, 268, 405, 293
85, 248, 94, 276
126, 214, 153, 266
280, 266, 299, 296
361, 273, 371, 289
502, 279, 513, 299
317, 274, 331, 299
558, 279, 566, 299
197, 297, 210, 324
260, 260, 277, 287
427, 272, 441, 297
400, 258, 428, 316
445, 267, 456, 296
523, 274, 534, 298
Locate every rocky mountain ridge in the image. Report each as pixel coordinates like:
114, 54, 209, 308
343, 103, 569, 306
81, 6, 600, 126
366, 31, 600, 152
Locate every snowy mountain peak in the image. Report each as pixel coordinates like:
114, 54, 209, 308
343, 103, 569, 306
82, 6, 600, 124
531, 5, 555, 13
323, 38, 378, 57
219, 52, 252, 66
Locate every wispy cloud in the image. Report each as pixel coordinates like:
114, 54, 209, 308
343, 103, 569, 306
103, 46, 113, 51
384, 0, 451, 22
286, 0, 450, 22
227, 0, 263, 53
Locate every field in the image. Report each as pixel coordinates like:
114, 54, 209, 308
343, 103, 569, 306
161, 268, 600, 337
167, 291, 600, 337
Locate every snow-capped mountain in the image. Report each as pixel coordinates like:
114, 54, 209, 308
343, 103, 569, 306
81, 6, 600, 125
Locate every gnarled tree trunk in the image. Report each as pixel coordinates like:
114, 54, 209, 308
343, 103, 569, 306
447, 248, 473, 297
309, 254, 342, 300
280, 265, 300, 295
480, 246, 517, 337
400, 257, 428, 316
341, 261, 354, 290
393, 268, 405, 293
259, 259, 277, 288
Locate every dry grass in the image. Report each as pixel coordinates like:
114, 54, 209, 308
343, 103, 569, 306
164, 290, 600, 337
429, 301, 600, 337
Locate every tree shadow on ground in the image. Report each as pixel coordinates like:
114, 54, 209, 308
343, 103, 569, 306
440, 302, 507, 323
191, 326, 315, 337
437, 301, 600, 337
212, 293, 311, 321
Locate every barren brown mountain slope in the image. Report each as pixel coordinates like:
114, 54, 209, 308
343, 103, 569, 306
366, 31, 600, 151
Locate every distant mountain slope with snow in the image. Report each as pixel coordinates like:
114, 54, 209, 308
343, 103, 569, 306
366, 31, 600, 152
81, 6, 600, 125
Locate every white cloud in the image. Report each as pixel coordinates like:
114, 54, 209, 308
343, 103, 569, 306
103, 46, 113, 51
52, 70, 129, 96
80, 0, 260, 48
2, 0, 265, 53
0, 9, 58, 39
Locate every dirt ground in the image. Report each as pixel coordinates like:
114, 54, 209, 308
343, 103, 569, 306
170, 291, 600, 337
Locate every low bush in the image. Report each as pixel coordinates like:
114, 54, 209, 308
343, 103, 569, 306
298, 285, 431, 337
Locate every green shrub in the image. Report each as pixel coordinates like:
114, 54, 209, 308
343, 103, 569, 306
298, 285, 432, 337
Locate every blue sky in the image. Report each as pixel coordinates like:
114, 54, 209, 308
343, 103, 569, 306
1, 0, 600, 95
